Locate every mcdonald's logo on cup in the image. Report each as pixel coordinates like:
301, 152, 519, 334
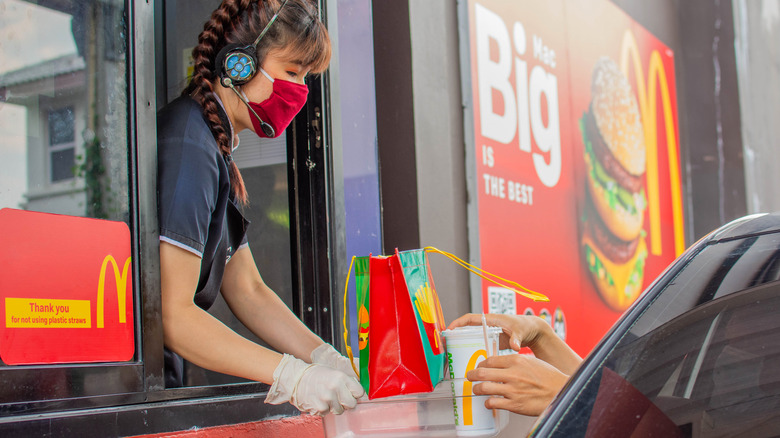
443, 326, 501, 434
0, 208, 135, 365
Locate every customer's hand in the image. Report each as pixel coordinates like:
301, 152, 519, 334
447, 313, 548, 352
468, 353, 569, 416
448, 313, 582, 375
265, 354, 365, 415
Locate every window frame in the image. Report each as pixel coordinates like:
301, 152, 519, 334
0, 0, 342, 433
143, 0, 341, 397
136, 0, 338, 409
0, 0, 144, 418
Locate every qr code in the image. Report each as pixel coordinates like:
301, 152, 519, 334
488, 287, 516, 315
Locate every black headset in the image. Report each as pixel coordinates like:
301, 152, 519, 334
215, 0, 290, 137
216, 43, 259, 88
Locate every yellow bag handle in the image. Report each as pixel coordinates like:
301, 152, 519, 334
423, 246, 549, 302
343, 255, 359, 377
341, 248, 549, 377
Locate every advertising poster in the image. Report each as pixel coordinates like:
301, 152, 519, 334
0, 209, 134, 365
464, 0, 684, 354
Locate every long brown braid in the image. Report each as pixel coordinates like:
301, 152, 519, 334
183, 0, 331, 205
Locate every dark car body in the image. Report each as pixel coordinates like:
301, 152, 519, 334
530, 212, 780, 438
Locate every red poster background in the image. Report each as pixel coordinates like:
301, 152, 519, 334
0, 208, 134, 364
467, 0, 683, 355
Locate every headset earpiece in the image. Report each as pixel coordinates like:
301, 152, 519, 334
216, 43, 258, 87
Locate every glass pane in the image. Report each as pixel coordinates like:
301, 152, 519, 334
48, 107, 75, 145
335, 0, 383, 357
0, 0, 128, 219
51, 147, 75, 182
0, 0, 133, 367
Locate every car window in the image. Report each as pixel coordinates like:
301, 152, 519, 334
546, 232, 780, 438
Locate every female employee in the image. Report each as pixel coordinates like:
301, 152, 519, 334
448, 313, 583, 416
156, 0, 363, 415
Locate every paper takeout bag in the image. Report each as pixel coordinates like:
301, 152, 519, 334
343, 247, 548, 399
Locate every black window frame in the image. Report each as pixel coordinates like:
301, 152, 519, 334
0, 0, 340, 434
142, 0, 339, 409
0, 0, 146, 420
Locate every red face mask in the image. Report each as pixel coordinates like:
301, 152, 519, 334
244, 68, 309, 138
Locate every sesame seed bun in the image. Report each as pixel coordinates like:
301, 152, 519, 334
590, 57, 646, 176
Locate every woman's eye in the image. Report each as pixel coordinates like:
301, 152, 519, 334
286, 71, 298, 78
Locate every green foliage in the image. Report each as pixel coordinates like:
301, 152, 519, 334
74, 134, 108, 219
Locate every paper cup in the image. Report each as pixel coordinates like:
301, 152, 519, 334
442, 326, 501, 436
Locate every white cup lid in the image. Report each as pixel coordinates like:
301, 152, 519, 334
441, 326, 501, 339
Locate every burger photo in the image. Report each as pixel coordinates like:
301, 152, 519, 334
579, 57, 648, 312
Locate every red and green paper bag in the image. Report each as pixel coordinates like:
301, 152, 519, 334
343, 247, 548, 400
365, 249, 443, 398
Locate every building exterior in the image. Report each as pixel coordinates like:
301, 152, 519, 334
1, 54, 88, 215
0, 0, 778, 436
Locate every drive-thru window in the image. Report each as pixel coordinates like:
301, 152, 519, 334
0, 0, 383, 435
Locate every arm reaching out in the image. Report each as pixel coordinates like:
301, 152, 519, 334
219, 246, 325, 362
160, 242, 364, 414
160, 242, 282, 383
447, 313, 581, 374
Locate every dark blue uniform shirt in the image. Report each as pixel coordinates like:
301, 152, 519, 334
157, 95, 249, 387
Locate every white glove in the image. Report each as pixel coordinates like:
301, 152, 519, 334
310, 343, 359, 379
265, 354, 364, 416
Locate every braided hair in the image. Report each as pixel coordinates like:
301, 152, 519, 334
183, 0, 331, 204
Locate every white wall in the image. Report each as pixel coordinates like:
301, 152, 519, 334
733, 0, 780, 214
409, 0, 471, 322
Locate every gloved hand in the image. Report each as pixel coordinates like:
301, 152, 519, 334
265, 354, 364, 416
310, 343, 359, 379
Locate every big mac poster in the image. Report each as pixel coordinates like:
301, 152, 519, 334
463, 0, 684, 355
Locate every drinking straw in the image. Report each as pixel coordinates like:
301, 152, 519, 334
482, 313, 491, 356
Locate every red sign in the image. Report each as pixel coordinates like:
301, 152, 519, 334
0, 208, 134, 364
465, 0, 683, 355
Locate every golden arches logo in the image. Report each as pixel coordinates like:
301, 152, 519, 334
462, 349, 487, 426
620, 30, 685, 257
97, 255, 131, 328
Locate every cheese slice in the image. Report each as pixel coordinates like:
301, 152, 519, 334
582, 233, 648, 311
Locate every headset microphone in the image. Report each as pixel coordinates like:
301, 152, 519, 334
221, 77, 276, 137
